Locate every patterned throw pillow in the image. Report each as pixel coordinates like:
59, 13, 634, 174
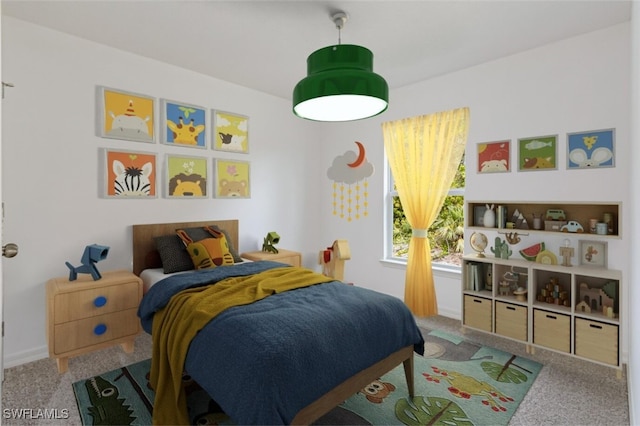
179, 226, 243, 263
176, 229, 234, 270
153, 235, 193, 274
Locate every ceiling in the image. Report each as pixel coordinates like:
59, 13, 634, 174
2, 1, 632, 101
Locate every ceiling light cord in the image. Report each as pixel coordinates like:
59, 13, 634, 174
333, 12, 347, 45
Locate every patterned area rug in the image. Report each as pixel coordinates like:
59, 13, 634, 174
73, 329, 542, 425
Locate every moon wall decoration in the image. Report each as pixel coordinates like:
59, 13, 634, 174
347, 141, 366, 168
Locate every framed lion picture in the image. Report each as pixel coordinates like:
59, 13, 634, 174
165, 155, 208, 198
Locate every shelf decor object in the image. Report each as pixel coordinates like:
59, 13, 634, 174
579, 240, 608, 268
262, 231, 281, 254
292, 11, 388, 122
469, 232, 488, 258
64, 244, 110, 281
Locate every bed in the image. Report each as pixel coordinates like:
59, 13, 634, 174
133, 220, 425, 425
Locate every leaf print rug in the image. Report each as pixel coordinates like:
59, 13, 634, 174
73, 328, 541, 425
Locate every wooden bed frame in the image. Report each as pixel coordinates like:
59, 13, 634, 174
131, 219, 415, 425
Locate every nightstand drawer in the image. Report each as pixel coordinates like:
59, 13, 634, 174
53, 308, 140, 354
53, 281, 140, 324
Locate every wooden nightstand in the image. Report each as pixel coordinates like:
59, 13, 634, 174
46, 269, 143, 373
241, 249, 302, 267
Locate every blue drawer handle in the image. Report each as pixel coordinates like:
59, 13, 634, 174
94, 296, 107, 308
94, 324, 107, 336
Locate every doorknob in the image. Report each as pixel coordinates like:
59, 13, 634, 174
2, 243, 18, 258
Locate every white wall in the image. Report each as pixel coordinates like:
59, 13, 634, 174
0, 21, 634, 422
628, 3, 638, 424
0, 17, 325, 366
317, 23, 631, 357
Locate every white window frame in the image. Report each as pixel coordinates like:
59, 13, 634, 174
383, 160, 464, 272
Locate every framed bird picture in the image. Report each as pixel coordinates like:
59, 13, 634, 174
212, 110, 249, 153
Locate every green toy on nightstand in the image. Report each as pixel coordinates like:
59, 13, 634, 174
262, 231, 280, 254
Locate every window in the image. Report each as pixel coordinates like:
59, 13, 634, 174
385, 155, 465, 269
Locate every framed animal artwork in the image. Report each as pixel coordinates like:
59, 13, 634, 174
212, 110, 249, 153
97, 86, 155, 143
578, 240, 607, 268
517, 135, 557, 172
160, 99, 208, 149
477, 140, 510, 173
567, 128, 615, 169
103, 149, 157, 198
165, 154, 208, 198
214, 159, 250, 198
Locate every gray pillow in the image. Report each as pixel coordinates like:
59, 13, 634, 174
153, 235, 193, 274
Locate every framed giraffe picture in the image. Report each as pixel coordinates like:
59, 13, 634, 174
102, 149, 157, 198
160, 99, 208, 149
212, 110, 249, 153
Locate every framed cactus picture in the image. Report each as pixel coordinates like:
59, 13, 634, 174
160, 99, 208, 149
98, 86, 155, 143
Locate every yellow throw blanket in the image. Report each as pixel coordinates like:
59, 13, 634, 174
149, 266, 333, 425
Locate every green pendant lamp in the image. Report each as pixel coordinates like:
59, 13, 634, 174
293, 12, 388, 122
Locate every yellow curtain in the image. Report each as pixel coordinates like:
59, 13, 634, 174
382, 107, 469, 317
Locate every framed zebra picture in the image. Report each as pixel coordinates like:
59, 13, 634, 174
103, 149, 157, 198
165, 154, 208, 198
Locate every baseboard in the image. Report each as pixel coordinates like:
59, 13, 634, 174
436, 307, 461, 321
3, 345, 49, 369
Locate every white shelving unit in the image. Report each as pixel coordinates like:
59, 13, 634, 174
462, 201, 623, 376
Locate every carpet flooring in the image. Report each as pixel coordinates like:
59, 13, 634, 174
72, 329, 542, 425
1, 315, 630, 425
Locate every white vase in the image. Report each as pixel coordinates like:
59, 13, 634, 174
483, 204, 496, 228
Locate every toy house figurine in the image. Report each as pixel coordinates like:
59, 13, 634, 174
318, 240, 351, 281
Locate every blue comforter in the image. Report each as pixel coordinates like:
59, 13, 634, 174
138, 261, 424, 425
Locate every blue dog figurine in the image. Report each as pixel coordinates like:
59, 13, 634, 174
65, 244, 110, 281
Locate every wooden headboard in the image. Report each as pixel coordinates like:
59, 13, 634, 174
131, 220, 239, 276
